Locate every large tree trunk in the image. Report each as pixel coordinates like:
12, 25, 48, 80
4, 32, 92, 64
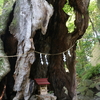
0, 0, 90, 100
31, 0, 89, 100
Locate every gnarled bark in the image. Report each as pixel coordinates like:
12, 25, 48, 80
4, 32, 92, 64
0, 0, 90, 100
9, 0, 53, 100
31, 0, 89, 100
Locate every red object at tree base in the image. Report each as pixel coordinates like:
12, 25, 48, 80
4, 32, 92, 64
34, 78, 50, 85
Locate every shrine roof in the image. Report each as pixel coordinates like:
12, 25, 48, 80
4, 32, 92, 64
34, 78, 50, 85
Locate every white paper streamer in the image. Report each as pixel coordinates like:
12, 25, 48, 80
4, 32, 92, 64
40, 54, 44, 65
63, 53, 66, 62
68, 50, 71, 57
45, 54, 49, 65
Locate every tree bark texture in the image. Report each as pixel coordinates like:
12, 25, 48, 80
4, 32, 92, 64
9, 0, 53, 100
31, 0, 89, 100
0, 0, 90, 100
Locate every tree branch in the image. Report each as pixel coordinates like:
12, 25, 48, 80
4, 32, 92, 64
89, 17, 100, 44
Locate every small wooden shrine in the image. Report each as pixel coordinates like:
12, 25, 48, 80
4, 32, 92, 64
34, 78, 50, 95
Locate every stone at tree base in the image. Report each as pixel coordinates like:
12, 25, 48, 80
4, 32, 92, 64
37, 94, 57, 100
29, 94, 57, 100
29, 95, 37, 100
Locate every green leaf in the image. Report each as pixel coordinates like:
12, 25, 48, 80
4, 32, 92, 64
77, 86, 88, 92
95, 92, 100, 97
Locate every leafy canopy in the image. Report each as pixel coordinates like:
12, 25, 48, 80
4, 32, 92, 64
0, 0, 4, 14
63, 0, 75, 33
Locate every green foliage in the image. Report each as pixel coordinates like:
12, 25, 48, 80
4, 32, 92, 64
95, 92, 100, 97
89, 0, 100, 38
0, 0, 15, 34
76, 0, 100, 78
89, 82, 97, 88
77, 79, 94, 96
82, 64, 100, 80
63, 0, 75, 33
48, 91, 54, 94
97, 0, 100, 10
76, 37, 93, 78
0, 0, 4, 6
77, 79, 100, 99
77, 86, 88, 93
0, 0, 4, 14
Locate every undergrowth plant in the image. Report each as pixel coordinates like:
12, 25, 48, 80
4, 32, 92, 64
82, 64, 100, 80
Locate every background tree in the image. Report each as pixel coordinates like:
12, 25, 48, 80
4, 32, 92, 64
76, 0, 100, 78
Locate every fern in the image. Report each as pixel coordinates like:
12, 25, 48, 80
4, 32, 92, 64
82, 64, 100, 80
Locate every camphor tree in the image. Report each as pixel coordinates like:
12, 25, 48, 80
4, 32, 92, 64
0, 0, 90, 100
